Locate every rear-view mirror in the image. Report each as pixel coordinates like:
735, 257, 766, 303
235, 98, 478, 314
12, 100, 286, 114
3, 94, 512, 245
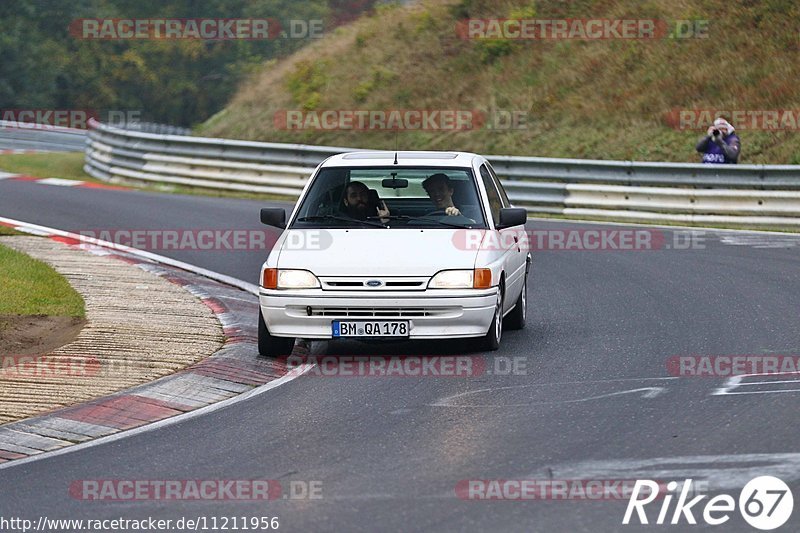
381, 177, 409, 188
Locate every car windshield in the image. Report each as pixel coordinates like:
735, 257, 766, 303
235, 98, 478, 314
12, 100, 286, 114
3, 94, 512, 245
291, 166, 488, 229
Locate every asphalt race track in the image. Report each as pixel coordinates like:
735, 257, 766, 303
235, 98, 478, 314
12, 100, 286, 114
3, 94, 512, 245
0, 127, 85, 152
2, 178, 800, 532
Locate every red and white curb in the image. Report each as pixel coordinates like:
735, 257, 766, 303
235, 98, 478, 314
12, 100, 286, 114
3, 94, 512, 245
0, 171, 128, 190
0, 217, 314, 468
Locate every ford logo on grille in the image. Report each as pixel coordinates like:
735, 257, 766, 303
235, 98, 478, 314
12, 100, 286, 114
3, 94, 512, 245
365, 280, 383, 287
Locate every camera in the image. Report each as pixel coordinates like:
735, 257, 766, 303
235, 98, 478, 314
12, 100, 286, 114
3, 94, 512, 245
712, 129, 720, 136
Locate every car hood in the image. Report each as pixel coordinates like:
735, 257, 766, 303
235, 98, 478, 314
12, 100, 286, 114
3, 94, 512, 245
276, 228, 482, 277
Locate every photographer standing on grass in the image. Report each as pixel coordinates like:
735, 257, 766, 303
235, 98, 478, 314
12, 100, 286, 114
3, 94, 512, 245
696, 117, 740, 164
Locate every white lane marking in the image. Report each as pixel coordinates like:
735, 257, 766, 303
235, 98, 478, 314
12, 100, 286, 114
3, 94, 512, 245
718, 234, 800, 249
0, 364, 315, 471
713, 372, 800, 396
434, 376, 677, 402
0, 216, 259, 295
737, 379, 800, 387
11, 226, 51, 236
541, 453, 800, 491
431, 379, 673, 407
36, 178, 82, 186
723, 390, 800, 395
0, 171, 20, 179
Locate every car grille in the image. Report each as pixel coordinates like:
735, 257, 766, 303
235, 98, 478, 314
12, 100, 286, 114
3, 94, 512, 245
302, 306, 460, 318
320, 277, 429, 291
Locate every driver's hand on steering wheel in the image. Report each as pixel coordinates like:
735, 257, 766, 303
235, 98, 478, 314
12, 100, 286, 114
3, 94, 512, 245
445, 206, 461, 216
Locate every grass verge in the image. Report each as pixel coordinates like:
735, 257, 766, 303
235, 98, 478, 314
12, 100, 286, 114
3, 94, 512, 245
0, 242, 85, 317
0, 151, 88, 181
0, 226, 24, 236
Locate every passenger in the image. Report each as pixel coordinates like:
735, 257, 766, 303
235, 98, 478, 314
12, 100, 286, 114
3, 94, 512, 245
422, 173, 462, 216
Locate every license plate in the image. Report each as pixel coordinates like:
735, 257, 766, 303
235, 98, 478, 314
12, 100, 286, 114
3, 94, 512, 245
332, 320, 410, 338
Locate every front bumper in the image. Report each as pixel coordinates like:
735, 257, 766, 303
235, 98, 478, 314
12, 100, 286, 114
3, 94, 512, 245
259, 288, 498, 339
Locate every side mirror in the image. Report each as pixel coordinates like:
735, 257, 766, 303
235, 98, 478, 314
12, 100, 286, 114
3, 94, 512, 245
497, 207, 527, 229
260, 208, 286, 228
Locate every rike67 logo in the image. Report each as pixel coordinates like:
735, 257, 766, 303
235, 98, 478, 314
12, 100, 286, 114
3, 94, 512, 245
623, 476, 793, 530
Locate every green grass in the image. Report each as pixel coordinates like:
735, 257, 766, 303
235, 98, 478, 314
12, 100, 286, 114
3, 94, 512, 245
0, 242, 85, 317
0, 152, 89, 181
0, 226, 24, 236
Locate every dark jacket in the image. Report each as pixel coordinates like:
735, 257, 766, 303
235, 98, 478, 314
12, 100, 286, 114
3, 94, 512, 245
696, 133, 740, 164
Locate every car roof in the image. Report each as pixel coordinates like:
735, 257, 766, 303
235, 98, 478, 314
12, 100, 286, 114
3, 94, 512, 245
321, 151, 482, 168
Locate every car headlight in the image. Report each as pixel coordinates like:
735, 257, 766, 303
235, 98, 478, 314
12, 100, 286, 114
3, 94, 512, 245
262, 268, 320, 289
428, 269, 492, 289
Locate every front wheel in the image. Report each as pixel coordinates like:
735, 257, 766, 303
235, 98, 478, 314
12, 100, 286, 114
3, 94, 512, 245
482, 289, 503, 351
258, 310, 295, 357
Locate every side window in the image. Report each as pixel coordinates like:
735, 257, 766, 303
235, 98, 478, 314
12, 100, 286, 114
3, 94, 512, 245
479, 164, 502, 226
295, 169, 348, 218
487, 163, 511, 207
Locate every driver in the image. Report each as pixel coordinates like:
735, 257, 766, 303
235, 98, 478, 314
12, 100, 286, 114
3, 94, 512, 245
422, 173, 462, 216
342, 181, 390, 220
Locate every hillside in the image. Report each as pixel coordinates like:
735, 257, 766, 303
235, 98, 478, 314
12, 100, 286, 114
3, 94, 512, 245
198, 0, 800, 164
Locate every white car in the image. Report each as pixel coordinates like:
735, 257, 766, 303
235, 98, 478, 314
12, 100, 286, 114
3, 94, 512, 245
258, 151, 531, 355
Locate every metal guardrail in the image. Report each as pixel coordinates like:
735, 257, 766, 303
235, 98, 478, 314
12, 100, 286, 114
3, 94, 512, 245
113, 122, 192, 136
84, 119, 800, 229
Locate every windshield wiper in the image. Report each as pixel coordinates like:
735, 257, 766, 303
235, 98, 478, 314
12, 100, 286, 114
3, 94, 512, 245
366, 214, 474, 228
296, 215, 386, 228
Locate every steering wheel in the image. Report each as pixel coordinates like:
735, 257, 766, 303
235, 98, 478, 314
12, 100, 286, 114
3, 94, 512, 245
423, 209, 448, 217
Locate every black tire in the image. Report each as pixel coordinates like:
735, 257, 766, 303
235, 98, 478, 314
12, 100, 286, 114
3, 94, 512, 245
505, 274, 527, 331
482, 288, 503, 351
258, 311, 295, 357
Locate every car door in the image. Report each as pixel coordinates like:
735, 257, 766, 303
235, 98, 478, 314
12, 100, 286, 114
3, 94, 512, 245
479, 163, 526, 313
488, 162, 528, 290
